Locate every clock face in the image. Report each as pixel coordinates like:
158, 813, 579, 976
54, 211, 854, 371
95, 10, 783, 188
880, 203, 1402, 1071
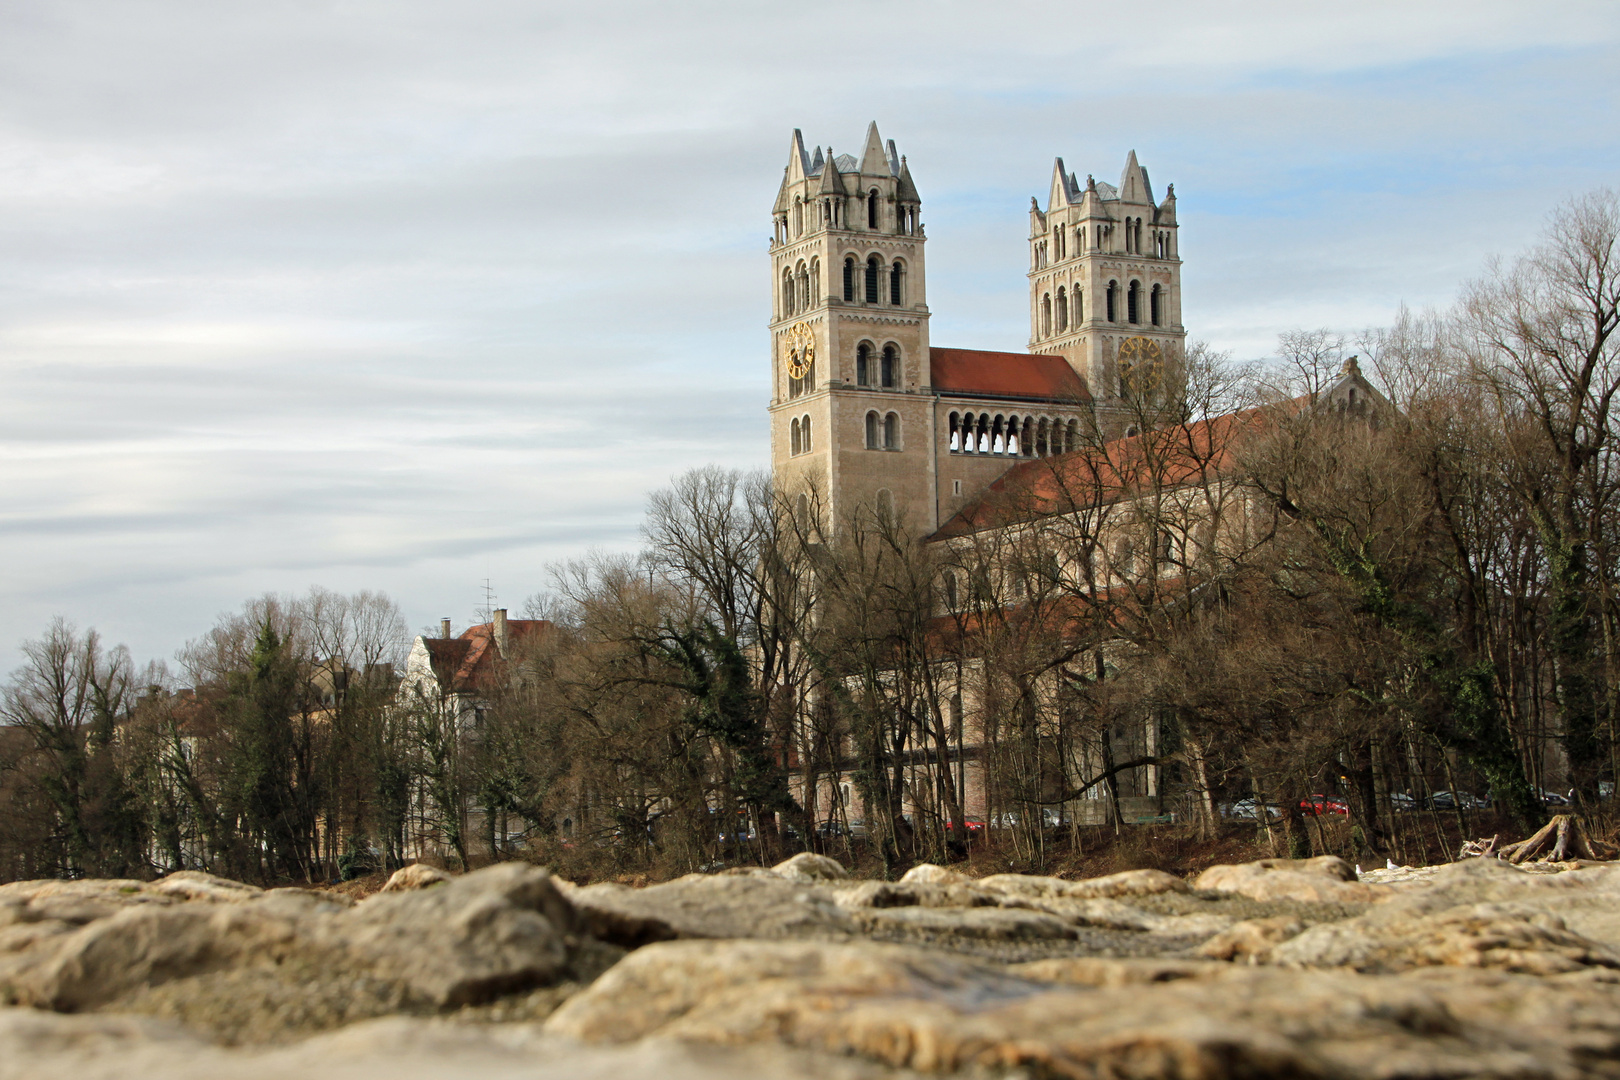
784, 322, 815, 380
1118, 336, 1164, 394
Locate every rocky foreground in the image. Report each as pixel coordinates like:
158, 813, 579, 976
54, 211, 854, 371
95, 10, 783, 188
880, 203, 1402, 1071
2, 853, 1619, 1079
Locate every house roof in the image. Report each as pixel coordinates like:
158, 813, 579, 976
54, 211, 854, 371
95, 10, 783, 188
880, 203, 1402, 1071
931, 406, 1268, 540
929, 348, 1091, 402
424, 619, 552, 693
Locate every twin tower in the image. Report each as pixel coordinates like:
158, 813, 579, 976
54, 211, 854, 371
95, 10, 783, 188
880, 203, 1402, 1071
768, 122, 1185, 535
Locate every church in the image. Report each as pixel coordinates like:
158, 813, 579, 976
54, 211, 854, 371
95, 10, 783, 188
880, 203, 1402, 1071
767, 124, 1384, 834
768, 122, 1186, 534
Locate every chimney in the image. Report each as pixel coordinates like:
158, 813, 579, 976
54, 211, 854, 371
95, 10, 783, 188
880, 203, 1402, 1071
493, 608, 509, 657
440, 618, 452, 639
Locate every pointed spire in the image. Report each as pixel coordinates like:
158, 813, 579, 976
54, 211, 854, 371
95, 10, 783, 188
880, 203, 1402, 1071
896, 155, 920, 202
859, 121, 889, 177
786, 129, 810, 183
817, 146, 846, 195
885, 138, 900, 177
1119, 149, 1153, 204
810, 144, 824, 174
1048, 157, 1070, 209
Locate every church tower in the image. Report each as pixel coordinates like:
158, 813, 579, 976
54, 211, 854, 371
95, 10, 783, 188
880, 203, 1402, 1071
1027, 151, 1184, 432
768, 123, 933, 528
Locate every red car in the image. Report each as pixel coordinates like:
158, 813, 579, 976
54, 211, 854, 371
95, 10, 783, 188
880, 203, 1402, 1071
1300, 795, 1349, 816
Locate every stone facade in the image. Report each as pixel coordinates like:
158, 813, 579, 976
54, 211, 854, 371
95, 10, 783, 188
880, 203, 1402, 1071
768, 124, 1187, 533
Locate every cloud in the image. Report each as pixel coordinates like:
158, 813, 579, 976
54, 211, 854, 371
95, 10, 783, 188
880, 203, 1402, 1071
0, 0, 1617, 671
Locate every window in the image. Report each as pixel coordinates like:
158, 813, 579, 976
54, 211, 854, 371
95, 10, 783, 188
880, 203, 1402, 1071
1056, 286, 1068, 332
793, 196, 803, 237
800, 414, 812, 452
1106, 280, 1118, 323
890, 260, 903, 305
876, 488, 894, 521
865, 411, 880, 449
952, 479, 962, 495
843, 257, 855, 302
856, 342, 872, 386
883, 412, 899, 450
782, 269, 794, 317
881, 345, 898, 388
1127, 281, 1140, 325
1074, 288, 1083, 324
948, 411, 960, 452
790, 418, 800, 455
865, 257, 880, 303
1150, 284, 1162, 326
867, 188, 880, 229
944, 571, 958, 609
1041, 293, 1052, 337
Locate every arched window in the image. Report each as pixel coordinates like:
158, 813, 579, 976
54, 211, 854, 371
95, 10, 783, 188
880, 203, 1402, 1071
800, 414, 812, 452
1074, 288, 1084, 324
783, 269, 794, 317
1150, 284, 1162, 326
865, 411, 880, 449
948, 411, 960, 452
809, 258, 819, 304
793, 196, 803, 237
1066, 419, 1079, 452
1106, 280, 1118, 323
1041, 293, 1052, 337
1056, 286, 1068, 332
795, 492, 808, 523
798, 264, 811, 313
881, 344, 898, 388
790, 418, 801, 456
843, 257, 855, 302
944, 571, 958, 610
865, 256, 880, 303
1127, 280, 1141, 325
890, 260, 903, 305
1053, 225, 1064, 260
867, 189, 880, 229
856, 342, 872, 386
883, 412, 899, 450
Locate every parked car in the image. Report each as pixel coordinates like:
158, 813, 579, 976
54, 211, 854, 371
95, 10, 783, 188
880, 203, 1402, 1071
1426, 790, 1488, 810
1388, 793, 1417, 812
1225, 798, 1282, 821
1539, 789, 1571, 807
1299, 794, 1349, 816
943, 817, 985, 837
816, 818, 868, 840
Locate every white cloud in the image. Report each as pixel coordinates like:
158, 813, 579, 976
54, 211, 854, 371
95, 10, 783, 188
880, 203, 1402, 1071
1, 0, 1617, 670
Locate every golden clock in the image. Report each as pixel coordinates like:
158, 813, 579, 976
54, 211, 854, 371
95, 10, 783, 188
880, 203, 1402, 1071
1117, 336, 1163, 395
784, 322, 815, 380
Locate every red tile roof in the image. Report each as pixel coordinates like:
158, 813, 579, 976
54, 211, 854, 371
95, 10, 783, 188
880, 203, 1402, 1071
930, 348, 1091, 402
425, 619, 553, 692
932, 406, 1268, 539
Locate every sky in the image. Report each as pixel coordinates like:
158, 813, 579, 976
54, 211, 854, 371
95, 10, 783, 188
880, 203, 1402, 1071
2, 0, 1618, 675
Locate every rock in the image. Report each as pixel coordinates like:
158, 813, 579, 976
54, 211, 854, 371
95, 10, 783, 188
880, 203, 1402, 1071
1271, 900, 1620, 975
14, 889, 336, 1011
1062, 868, 1189, 899
342, 862, 584, 1007
146, 871, 265, 904
897, 863, 969, 886
1194, 856, 1392, 903
0, 879, 171, 927
850, 905, 1081, 943
0, 1008, 913, 1080
1196, 916, 1305, 961
560, 872, 855, 947
977, 868, 1188, 902
770, 853, 848, 882
1011, 956, 1232, 987
378, 864, 451, 893
545, 937, 1620, 1078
